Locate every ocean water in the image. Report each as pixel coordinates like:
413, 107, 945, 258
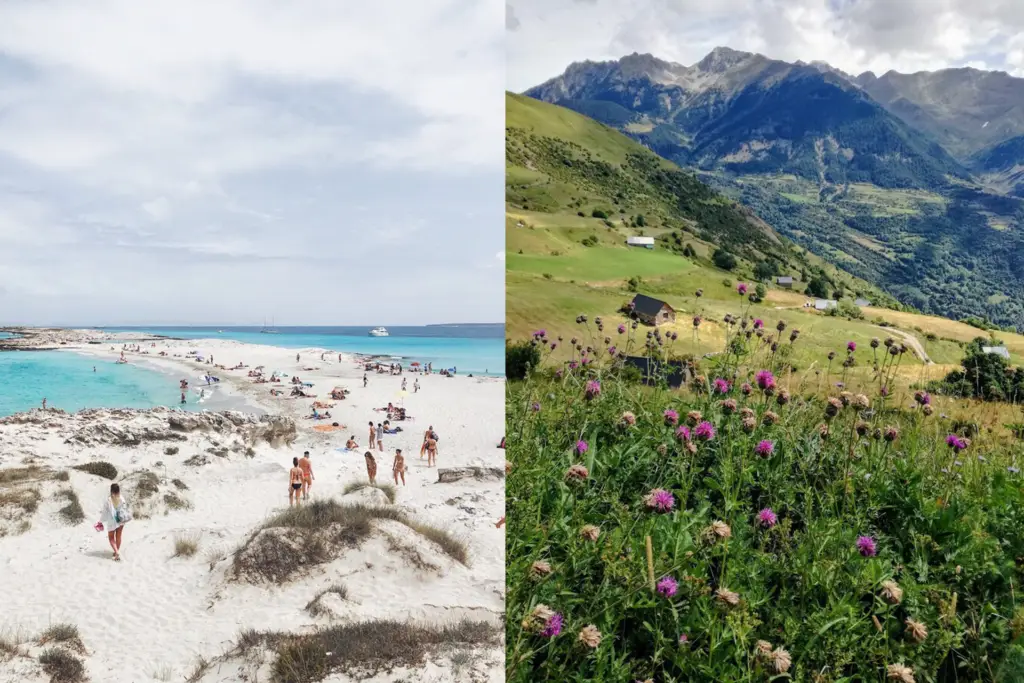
103, 325, 505, 376
0, 351, 220, 417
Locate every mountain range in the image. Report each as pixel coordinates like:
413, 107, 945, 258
523, 47, 1024, 329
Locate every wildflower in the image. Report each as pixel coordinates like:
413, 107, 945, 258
737, 282, 748, 295
657, 444, 668, 456
742, 417, 757, 432
755, 370, 776, 393
825, 397, 843, 418
607, 345, 616, 355
769, 648, 792, 674
531, 400, 541, 412
855, 421, 869, 436
540, 612, 563, 638
721, 398, 738, 414
755, 640, 773, 656
656, 576, 679, 598
818, 423, 830, 438
695, 421, 716, 441
505, 460, 513, 474
645, 488, 675, 512
856, 535, 878, 557
853, 393, 870, 409
887, 663, 915, 683
578, 625, 601, 648
678, 634, 689, 645
715, 587, 740, 606
946, 434, 967, 451
675, 425, 691, 441
880, 384, 889, 397
776, 320, 787, 332
757, 508, 778, 528
753, 319, 763, 329
884, 426, 899, 442
755, 440, 774, 457
576, 440, 589, 454
617, 323, 626, 334
776, 389, 790, 405
840, 391, 853, 406
580, 525, 600, 542
905, 618, 927, 643
789, 329, 800, 342
565, 464, 589, 482
871, 337, 880, 348
693, 315, 702, 328
663, 409, 679, 426
686, 410, 702, 425
584, 380, 601, 400
828, 351, 837, 361
621, 411, 636, 426
695, 289, 703, 297
713, 378, 731, 394
522, 604, 554, 631
568, 360, 579, 370
741, 382, 753, 395
533, 329, 547, 339
914, 390, 931, 405
762, 410, 780, 426
530, 560, 552, 579
922, 404, 934, 416
880, 580, 903, 605
847, 341, 857, 352
707, 520, 732, 540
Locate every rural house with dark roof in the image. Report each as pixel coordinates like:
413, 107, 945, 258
776, 276, 794, 289
630, 293, 675, 326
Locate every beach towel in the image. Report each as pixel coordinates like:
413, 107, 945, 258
313, 424, 343, 433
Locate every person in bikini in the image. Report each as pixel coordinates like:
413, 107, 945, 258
425, 433, 438, 467
298, 451, 314, 499
368, 420, 376, 450
392, 448, 406, 486
289, 457, 304, 506
364, 450, 377, 484
420, 425, 435, 458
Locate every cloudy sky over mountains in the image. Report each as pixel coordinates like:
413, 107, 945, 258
0, 0, 504, 325
507, 0, 1024, 91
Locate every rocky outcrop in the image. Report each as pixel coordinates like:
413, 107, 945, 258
436, 467, 505, 483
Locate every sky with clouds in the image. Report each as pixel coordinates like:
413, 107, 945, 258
0, 0, 504, 326
507, 0, 1024, 92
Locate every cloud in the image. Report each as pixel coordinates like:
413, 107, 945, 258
0, 0, 505, 325
507, 0, 1024, 91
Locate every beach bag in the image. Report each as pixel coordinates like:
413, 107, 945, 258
93, 521, 104, 532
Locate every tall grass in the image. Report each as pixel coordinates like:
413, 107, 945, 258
506, 311, 1024, 682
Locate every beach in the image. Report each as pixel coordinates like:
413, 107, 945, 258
0, 330, 505, 682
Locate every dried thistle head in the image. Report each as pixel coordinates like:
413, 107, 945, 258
887, 663, 915, 683
905, 618, 928, 643
755, 640, 773, 656
580, 525, 600, 542
707, 520, 732, 540
578, 624, 602, 648
769, 648, 791, 674
880, 580, 903, 605
715, 587, 740, 606
530, 560, 552, 579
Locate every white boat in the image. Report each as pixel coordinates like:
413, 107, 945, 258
369, 327, 389, 337
260, 317, 279, 334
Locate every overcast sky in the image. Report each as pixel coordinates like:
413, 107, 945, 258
0, 0, 504, 327
507, 0, 1024, 92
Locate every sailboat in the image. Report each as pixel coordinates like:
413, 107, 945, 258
260, 317, 280, 334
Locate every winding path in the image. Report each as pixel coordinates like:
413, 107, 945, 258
877, 326, 932, 365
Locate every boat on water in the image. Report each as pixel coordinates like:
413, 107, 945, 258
369, 327, 389, 337
260, 317, 279, 334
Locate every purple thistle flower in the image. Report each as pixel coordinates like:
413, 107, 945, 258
737, 283, 748, 295
692, 315, 702, 328
617, 323, 626, 334
608, 345, 617, 355
856, 535, 877, 557
656, 576, 679, 598
576, 440, 588, 454
755, 370, 776, 391
646, 488, 675, 512
757, 508, 778, 528
753, 319, 763, 329
664, 409, 679, 426
584, 380, 601, 400
694, 421, 715, 441
676, 425, 691, 441
679, 633, 689, 645
568, 360, 578, 370
533, 329, 547, 339
540, 612, 563, 638
755, 439, 774, 457
741, 382, 752, 395
713, 378, 731, 394
847, 341, 857, 352
946, 434, 967, 451
531, 402, 541, 412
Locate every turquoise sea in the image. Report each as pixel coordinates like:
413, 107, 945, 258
0, 325, 503, 417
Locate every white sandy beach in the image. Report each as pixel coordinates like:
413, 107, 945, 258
0, 331, 505, 682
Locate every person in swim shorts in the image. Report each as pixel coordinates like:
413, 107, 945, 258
364, 451, 377, 484
298, 451, 314, 499
289, 457, 304, 506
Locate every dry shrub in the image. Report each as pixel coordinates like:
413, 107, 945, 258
0, 487, 42, 515
172, 532, 201, 558
342, 481, 397, 503
164, 492, 191, 511
72, 462, 117, 480
0, 466, 51, 484
128, 471, 160, 500
171, 478, 189, 490
38, 623, 84, 653
305, 584, 349, 617
0, 627, 25, 661
38, 647, 86, 682
56, 489, 85, 525
54, 471, 70, 482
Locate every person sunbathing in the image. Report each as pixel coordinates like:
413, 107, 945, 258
346, 436, 359, 450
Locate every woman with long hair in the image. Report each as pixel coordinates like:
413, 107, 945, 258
98, 483, 131, 561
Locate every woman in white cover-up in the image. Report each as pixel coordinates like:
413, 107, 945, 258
98, 483, 132, 561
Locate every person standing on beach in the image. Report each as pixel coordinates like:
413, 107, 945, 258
401, 377, 407, 391
41, 398, 46, 410
364, 451, 377, 484
298, 451, 314, 499
376, 423, 384, 452
420, 425, 434, 458
289, 457, 303, 506
368, 420, 376, 450
425, 433, 438, 467
98, 483, 131, 561
296, 353, 300, 362
414, 378, 420, 393
363, 373, 368, 388
392, 448, 406, 486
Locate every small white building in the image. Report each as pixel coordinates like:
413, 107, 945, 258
983, 346, 1011, 359
814, 299, 838, 311
626, 236, 655, 249
854, 298, 872, 307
